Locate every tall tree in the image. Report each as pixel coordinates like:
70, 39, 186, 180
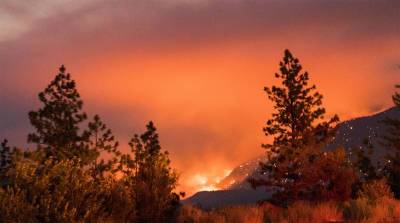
123, 121, 180, 223
381, 84, 400, 198
263, 50, 338, 151
28, 65, 89, 162
251, 50, 339, 205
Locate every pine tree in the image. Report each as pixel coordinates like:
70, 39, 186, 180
83, 115, 120, 178
381, 84, 400, 198
125, 121, 180, 223
28, 65, 89, 162
251, 50, 339, 205
263, 49, 338, 151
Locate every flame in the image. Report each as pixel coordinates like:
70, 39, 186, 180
192, 174, 208, 186
199, 185, 218, 191
187, 169, 233, 193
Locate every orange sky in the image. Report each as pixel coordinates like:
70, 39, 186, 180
1, 0, 400, 195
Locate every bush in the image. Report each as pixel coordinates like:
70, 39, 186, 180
0, 187, 35, 223
358, 179, 394, 204
342, 198, 372, 221
0, 158, 106, 222
342, 179, 397, 222
342, 197, 400, 223
368, 197, 400, 223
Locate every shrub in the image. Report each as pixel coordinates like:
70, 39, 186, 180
368, 197, 400, 223
0, 187, 35, 223
1, 158, 106, 222
342, 198, 372, 221
358, 179, 394, 204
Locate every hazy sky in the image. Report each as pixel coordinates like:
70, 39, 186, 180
1, 0, 399, 195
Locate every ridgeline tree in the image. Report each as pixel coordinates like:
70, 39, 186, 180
250, 50, 347, 205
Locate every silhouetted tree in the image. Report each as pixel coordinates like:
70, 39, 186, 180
251, 49, 340, 205
262, 49, 338, 150
122, 121, 180, 223
83, 115, 120, 179
28, 65, 91, 162
0, 140, 12, 174
381, 84, 400, 198
0, 139, 16, 189
352, 139, 379, 182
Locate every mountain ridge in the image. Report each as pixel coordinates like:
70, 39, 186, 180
184, 107, 400, 209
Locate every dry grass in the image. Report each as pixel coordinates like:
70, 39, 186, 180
365, 197, 400, 223
176, 205, 264, 223
177, 198, 400, 223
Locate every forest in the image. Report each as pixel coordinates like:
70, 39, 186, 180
1, 50, 400, 223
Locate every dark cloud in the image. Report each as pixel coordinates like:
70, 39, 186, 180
2, 0, 400, 54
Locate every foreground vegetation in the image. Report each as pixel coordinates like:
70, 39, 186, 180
178, 198, 400, 223
0, 66, 181, 222
178, 179, 400, 223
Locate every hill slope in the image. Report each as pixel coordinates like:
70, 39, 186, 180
184, 107, 400, 208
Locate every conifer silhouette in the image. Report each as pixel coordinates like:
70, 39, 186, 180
251, 50, 341, 205
125, 121, 180, 223
28, 65, 89, 162
262, 49, 338, 151
83, 114, 120, 178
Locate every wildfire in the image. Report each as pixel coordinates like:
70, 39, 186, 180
188, 169, 232, 193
